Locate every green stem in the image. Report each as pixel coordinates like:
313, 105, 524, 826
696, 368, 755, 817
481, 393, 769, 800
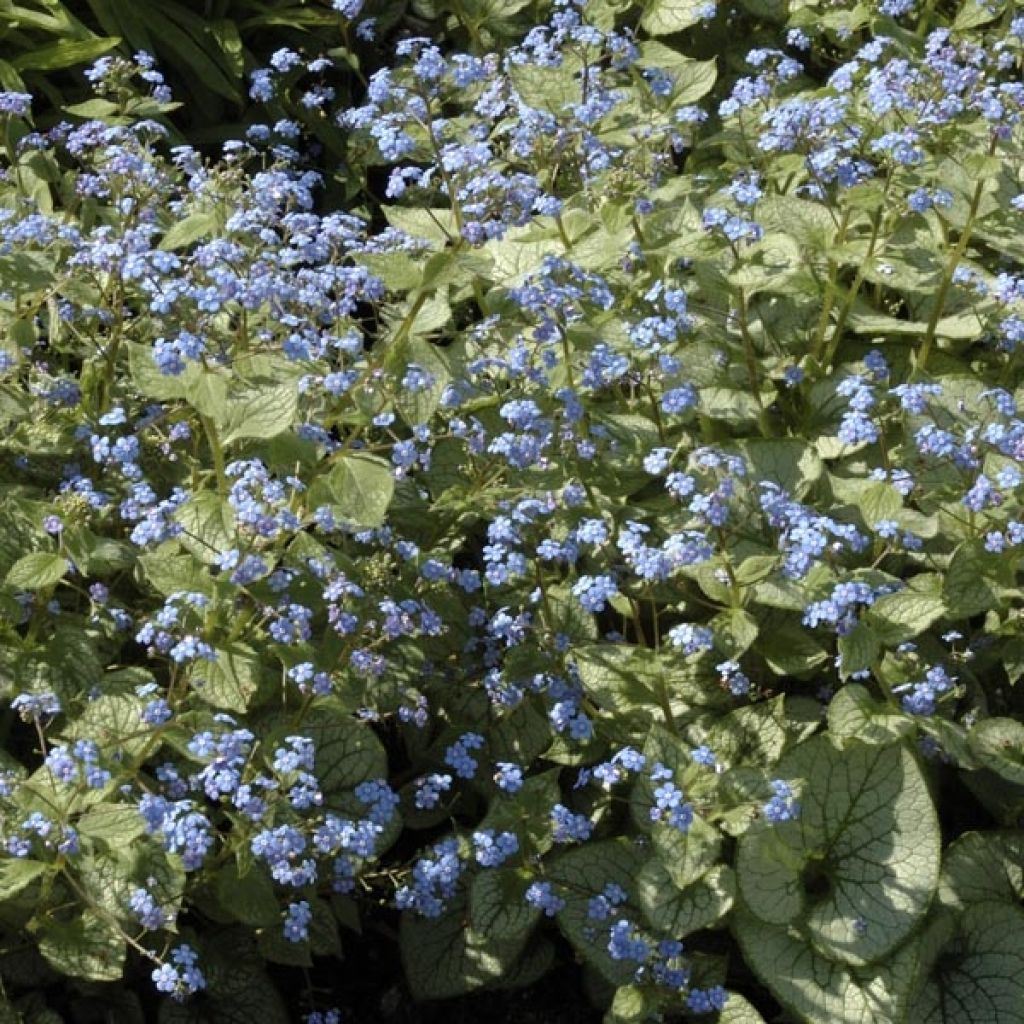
822, 209, 884, 370
734, 288, 771, 437
198, 413, 227, 499
916, 141, 994, 373
810, 207, 852, 364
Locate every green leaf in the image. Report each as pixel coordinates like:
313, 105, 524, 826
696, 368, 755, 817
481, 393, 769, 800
400, 889, 528, 1000
0, 860, 45, 900
12, 37, 121, 72
215, 863, 279, 928
76, 804, 145, 844
290, 704, 388, 807
910, 903, 1024, 1023
705, 697, 787, 768
192, 644, 261, 713
469, 868, 540, 941
836, 624, 881, 678
651, 813, 722, 890
160, 211, 219, 251
827, 685, 913, 747
640, 0, 707, 35
637, 860, 734, 937
321, 454, 395, 529
160, 931, 289, 1024
967, 718, 1024, 785
717, 994, 768, 1024
939, 831, 1024, 910
943, 542, 1000, 618
5, 552, 68, 590
736, 438, 822, 496
736, 736, 939, 966
866, 583, 946, 645
711, 607, 760, 660
477, 769, 562, 855
733, 906, 930, 1024
220, 386, 298, 445
66, 693, 150, 757
547, 839, 648, 985
635, 44, 717, 105
572, 644, 718, 719
954, 0, 1005, 29
36, 912, 125, 982
174, 491, 236, 564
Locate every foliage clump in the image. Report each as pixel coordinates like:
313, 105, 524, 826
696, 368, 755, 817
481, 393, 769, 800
0, 1, 1023, 1021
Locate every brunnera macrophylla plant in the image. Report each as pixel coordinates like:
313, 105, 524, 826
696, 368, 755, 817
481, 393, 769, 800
0, 1, 1023, 1021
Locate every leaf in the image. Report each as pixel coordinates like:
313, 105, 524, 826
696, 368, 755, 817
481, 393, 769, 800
651, 813, 722, 890
733, 906, 930, 1024
547, 839, 648, 985
160, 931, 289, 1024
736, 439, 822, 497
827, 685, 913, 747
954, 0, 1005, 29
706, 698, 787, 769
866, 584, 946, 645
943, 542, 1000, 618
78, 845, 184, 927
174, 491, 236, 565
219, 386, 298, 445
67, 693, 150, 757
0, 860, 45, 900
717, 994, 768, 1024
712, 607, 760, 660
967, 718, 1024, 785
12, 37, 121, 72
160, 211, 219, 251
634, 43, 717, 105
640, 0, 707, 35
736, 736, 940, 966
36, 912, 125, 982
289, 704, 388, 807
215, 862, 279, 928
836, 623, 881, 678
321, 454, 396, 529
5, 552, 68, 589
637, 860, 734, 937
572, 644, 718, 719
192, 644, 261, 713
910, 903, 1024, 1023
938, 831, 1024, 910
76, 804, 145, 844
400, 889, 528, 1000
469, 868, 540, 941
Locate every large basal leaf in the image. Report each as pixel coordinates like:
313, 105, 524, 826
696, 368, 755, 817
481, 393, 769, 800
736, 736, 939, 966
400, 888, 529, 1000
732, 907, 930, 1024
36, 911, 125, 983
159, 930, 289, 1024
909, 903, 1024, 1024
827, 685, 914, 748
469, 867, 540, 941
967, 718, 1024, 785
547, 838, 649, 986
938, 831, 1024, 910
263, 703, 388, 813
636, 860, 734, 938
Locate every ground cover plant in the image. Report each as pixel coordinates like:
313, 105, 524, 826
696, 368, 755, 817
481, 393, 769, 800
1, 0, 1024, 1021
